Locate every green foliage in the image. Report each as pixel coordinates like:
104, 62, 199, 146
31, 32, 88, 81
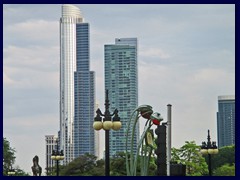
3, 138, 30, 176
46, 165, 65, 176
111, 152, 127, 176
146, 155, 157, 176
171, 142, 235, 176
213, 164, 235, 176
3, 137, 16, 176
91, 159, 105, 176
208, 145, 235, 171
171, 141, 208, 176
60, 151, 156, 176
60, 153, 104, 176
111, 151, 156, 176
14, 167, 31, 176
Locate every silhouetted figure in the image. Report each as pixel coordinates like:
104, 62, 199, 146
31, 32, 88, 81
31, 155, 42, 176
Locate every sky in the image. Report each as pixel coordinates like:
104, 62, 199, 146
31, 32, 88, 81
3, 4, 235, 174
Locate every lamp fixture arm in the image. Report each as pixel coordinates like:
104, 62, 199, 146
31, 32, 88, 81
111, 109, 118, 116
96, 108, 105, 117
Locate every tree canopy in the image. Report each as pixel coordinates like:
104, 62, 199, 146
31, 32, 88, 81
208, 145, 235, 171
213, 163, 235, 176
171, 141, 208, 176
57, 151, 157, 176
3, 137, 30, 176
3, 137, 16, 175
60, 153, 104, 176
111, 151, 157, 176
171, 142, 235, 176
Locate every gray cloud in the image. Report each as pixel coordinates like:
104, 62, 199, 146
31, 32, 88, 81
4, 45, 59, 71
4, 20, 59, 47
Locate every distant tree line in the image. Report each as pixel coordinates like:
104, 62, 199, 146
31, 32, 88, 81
49, 141, 235, 176
3, 137, 234, 176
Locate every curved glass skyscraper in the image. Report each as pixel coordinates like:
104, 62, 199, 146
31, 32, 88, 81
60, 4, 95, 164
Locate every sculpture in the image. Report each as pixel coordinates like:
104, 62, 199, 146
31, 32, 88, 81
125, 105, 163, 176
31, 155, 42, 176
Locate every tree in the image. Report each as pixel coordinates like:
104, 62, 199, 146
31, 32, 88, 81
171, 141, 208, 176
3, 138, 30, 176
60, 153, 104, 176
208, 145, 235, 171
46, 164, 65, 176
213, 164, 235, 176
111, 152, 127, 176
3, 137, 16, 175
91, 159, 105, 176
14, 165, 31, 176
110, 151, 157, 176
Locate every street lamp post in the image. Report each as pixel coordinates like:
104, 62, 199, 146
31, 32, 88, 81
51, 138, 64, 176
93, 89, 122, 176
200, 130, 219, 176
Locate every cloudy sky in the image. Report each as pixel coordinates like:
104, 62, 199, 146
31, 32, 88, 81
3, 4, 235, 174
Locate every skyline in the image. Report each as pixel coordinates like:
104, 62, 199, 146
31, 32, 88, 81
59, 4, 96, 164
3, 4, 235, 174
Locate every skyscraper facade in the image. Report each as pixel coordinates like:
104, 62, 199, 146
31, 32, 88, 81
104, 38, 139, 156
217, 95, 235, 148
60, 4, 95, 164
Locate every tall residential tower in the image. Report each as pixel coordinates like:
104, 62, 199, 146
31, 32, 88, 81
60, 4, 95, 164
217, 95, 235, 148
104, 38, 139, 156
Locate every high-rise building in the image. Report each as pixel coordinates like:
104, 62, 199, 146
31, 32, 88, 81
45, 135, 58, 175
60, 4, 95, 164
104, 38, 139, 156
217, 95, 235, 148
